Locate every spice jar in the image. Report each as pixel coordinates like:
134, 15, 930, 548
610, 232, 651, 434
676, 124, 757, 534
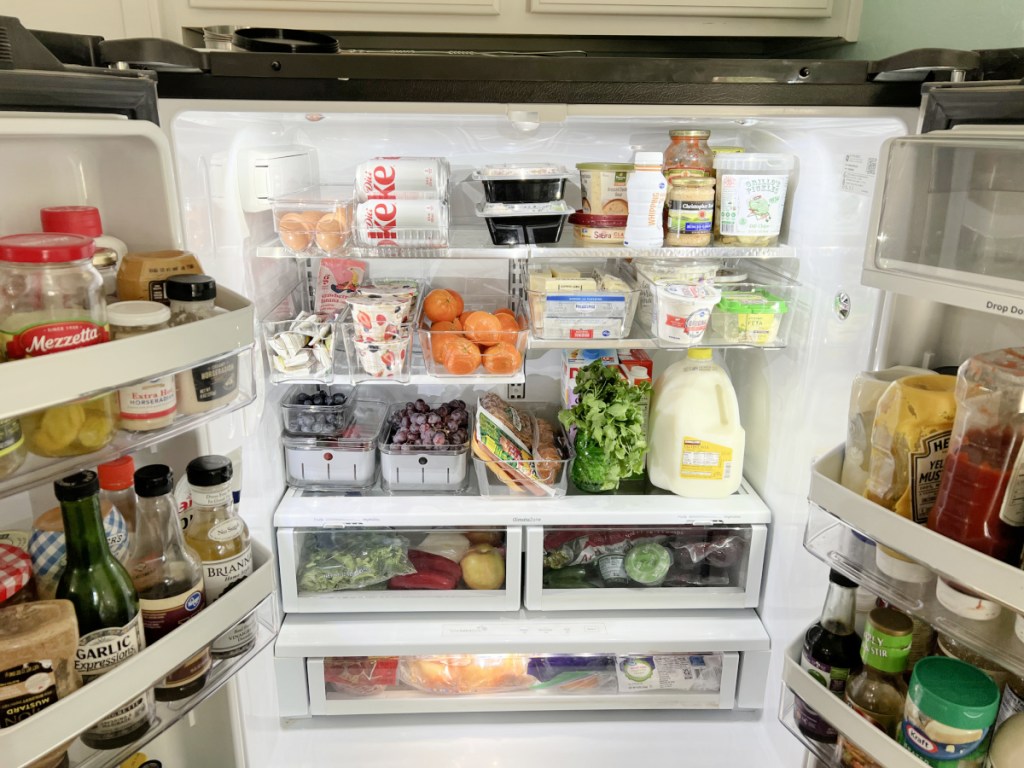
0, 418, 26, 479
109, 301, 176, 431
40, 206, 127, 301
117, 249, 203, 303
0, 233, 109, 360
663, 129, 714, 181
0, 601, 81, 768
0, 542, 34, 608
666, 177, 715, 247
167, 275, 239, 415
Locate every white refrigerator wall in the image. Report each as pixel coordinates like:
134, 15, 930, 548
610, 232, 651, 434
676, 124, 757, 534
160, 102, 914, 767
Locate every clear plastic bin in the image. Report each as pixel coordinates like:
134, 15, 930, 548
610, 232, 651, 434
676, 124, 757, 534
472, 402, 574, 500
263, 311, 337, 384
280, 384, 355, 436
340, 322, 414, 384
526, 265, 638, 341
648, 281, 722, 347
473, 163, 571, 205
417, 294, 528, 379
271, 184, 354, 256
282, 400, 387, 490
709, 286, 791, 346
631, 260, 720, 330
378, 400, 472, 493
475, 201, 572, 246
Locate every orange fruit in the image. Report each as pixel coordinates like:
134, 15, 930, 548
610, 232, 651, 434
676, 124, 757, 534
495, 312, 521, 345
459, 310, 474, 329
444, 337, 482, 375
463, 311, 503, 346
424, 289, 460, 323
448, 289, 465, 317
427, 321, 460, 364
451, 317, 464, 331
494, 307, 515, 318
482, 342, 522, 375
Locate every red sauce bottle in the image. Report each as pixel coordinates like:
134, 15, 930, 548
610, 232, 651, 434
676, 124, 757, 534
928, 348, 1024, 566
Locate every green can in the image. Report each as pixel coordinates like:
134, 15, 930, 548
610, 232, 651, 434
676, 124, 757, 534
899, 656, 1000, 767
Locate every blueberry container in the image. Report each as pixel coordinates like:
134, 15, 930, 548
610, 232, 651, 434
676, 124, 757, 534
473, 163, 571, 204
476, 201, 573, 247
281, 384, 356, 436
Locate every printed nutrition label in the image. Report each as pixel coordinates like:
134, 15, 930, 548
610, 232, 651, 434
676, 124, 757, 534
840, 154, 878, 196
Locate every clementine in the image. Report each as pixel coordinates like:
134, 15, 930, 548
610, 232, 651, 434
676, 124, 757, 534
447, 289, 465, 317
463, 311, 503, 346
443, 337, 482, 375
423, 289, 460, 323
494, 307, 515, 318
495, 312, 522, 345
427, 321, 460, 364
482, 342, 522, 375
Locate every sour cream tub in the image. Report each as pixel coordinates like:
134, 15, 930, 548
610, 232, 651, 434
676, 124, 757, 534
568, 211, 627, 246
577, 163, 633, 216
653, 282, 721, 345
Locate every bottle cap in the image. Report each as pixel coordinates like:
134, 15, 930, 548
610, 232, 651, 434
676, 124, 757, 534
187, 455, 233, 488
862, 607, 913, 673
687, 348, 713, 361
909, 656, 1000, 731
0, 543, 31, 603
828, 569, 858, 589
98, 456, 136, 491
633, 151, 664, 168
0, 233, 95, 264
107, 301, 171, 328
54, 470, 100, 501
669, 129, 710, 139
134, 464, 174, 497
40, 206, 104, 238
166, 274, 216, 303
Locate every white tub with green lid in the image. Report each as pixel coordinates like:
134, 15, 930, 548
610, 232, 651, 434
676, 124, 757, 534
710, 287, 789, 345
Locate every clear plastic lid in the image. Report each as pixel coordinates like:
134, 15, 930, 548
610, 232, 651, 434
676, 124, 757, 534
713, 153, 795, 172
282, 399, 388, 450
473, 163, 570, 180
476, 200, 573, 218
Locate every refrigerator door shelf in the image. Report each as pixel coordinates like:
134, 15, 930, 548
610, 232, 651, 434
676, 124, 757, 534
0, 346, 257, 499
780, 633, 921, 768
273, 479, 773, 528
523, 524, 767, 611
0, 287, 254, 421
811, 444, 1024, 624
277, 526, 523, 613
805, 501, 1024, 680
2, 541, 277, 768
304, 652, 740, 716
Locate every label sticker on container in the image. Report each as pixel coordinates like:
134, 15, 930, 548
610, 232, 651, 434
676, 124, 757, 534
719, 174, 788, 238
190, 357, 238, 403
616, 654, 722, 693
0, 419, 23, 459
680, 438, 733, 481
0, 660, 57, 727
118, 377, 176, 420
999, 447, 1024, 526
2, 319, 109, 359
909, 431, 951, 524
840, 154, 878, 197
544, 295, 626, 319
996, 682, 1024, 728
204, 545, 253, 600
668, 199, 714, 234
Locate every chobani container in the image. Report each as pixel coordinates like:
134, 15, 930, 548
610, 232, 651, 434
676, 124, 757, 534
713, 153, 795, 246
899, 656, 999, 767
577, 162, 632, 216
567, 211, 627, 246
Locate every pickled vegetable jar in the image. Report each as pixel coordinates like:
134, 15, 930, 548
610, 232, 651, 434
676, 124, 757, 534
22, 395, 117, 457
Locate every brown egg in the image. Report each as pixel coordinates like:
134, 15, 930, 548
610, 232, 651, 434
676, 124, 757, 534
300, 210, 323, 227
315, 212, 346, 253
278, 212, 313, 252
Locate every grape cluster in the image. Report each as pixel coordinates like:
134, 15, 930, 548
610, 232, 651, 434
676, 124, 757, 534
388, 399, 469, 452
288, 388, 349, 434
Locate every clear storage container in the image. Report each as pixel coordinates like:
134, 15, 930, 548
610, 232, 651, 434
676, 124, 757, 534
341, 322, 414, 384
378, 401, 472, 494
280, 384, 355, 436
282, 400, 387, 491
713, 153, 795, 246
271, 185, 354, 257
709, 287, 790, 346
526, 265, 638, 341
475, 201, 572, 246
473, 163, 571, 205
417, 295, 528, 379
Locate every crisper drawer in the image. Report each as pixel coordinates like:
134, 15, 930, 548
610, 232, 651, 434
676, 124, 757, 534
524, 525, 766, 611
276, 526, 522, 612
863, 128, 1024, 316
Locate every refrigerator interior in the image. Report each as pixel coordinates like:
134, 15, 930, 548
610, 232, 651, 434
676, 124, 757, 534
158, 101, 917, 767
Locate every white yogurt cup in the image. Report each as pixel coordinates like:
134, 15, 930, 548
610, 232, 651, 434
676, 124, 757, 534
654, 282, 722, 344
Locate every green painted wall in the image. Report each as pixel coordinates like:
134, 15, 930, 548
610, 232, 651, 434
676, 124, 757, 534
830, 0, 1024, 60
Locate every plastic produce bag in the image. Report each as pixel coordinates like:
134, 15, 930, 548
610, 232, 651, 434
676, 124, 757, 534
297, 531, 415, 592
323, 656, 400, 696
398, 655, 537, 695
528, 655, 617, 692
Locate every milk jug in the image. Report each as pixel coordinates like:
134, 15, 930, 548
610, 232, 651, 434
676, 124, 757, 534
647, 348, 745, 497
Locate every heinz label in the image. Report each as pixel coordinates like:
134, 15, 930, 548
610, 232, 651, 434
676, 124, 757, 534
3, 320, 109, 359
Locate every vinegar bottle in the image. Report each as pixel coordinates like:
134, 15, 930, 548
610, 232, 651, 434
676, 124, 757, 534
622, 151, 668, 248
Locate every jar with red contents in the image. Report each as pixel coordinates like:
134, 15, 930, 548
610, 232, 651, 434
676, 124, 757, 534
928, 348, 1024, 618
0, 542, 35, 608
0, 233, 109, 361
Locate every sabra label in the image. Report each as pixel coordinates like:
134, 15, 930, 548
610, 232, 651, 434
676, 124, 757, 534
190, 482, 232, 509
999, 447, 1024, 527
139, 583, 205, 643
0, 660, 58, 727
680, 438, 733, 481
74, 614, 151, 738
204, 545, 252, 600
2, 320, 109, 359
118, 376, 176, 419
0, 419, 23, 459
910, 431, 951, 524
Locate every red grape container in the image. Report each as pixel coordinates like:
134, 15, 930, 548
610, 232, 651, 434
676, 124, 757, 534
378, 399, 473, 494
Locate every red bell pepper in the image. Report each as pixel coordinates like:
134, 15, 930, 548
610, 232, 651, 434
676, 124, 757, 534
389, 572, 458, 590
408, 549, 463, 581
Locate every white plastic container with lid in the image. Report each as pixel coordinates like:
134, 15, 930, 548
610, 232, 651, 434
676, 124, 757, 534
623, 151, 668, 248
40, 206, 127, 299
713, 153, 795, 246
647, 348, 745, 498
108, 301, 176, 432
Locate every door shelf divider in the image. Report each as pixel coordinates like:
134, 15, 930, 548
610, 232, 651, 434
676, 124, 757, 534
2, 542, 276, 768
781, 634, 927, 768
810, 445, 1024, 618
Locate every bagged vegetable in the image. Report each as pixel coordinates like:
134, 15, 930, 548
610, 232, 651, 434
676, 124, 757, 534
528, 655, 617, 692
297, 531, 415, 592
413, 531, 470, 563
324, 656, 400, 696
399, 655, 537, 695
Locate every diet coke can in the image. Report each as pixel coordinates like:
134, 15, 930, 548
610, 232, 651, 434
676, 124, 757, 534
354, 156, 450, 202
355, 199, 450, 248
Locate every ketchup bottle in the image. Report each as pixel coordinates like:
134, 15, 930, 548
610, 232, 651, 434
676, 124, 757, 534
928, 348, 1024, 566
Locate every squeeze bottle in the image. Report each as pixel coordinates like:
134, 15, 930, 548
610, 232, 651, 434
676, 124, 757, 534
623, 151, 667, 248
647, 348, 745, 497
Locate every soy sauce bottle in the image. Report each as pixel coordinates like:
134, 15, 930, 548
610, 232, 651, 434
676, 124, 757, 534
795, 570, 863, 743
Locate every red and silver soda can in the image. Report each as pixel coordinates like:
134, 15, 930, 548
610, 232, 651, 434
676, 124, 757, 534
354, 156, 450, 202
355, 199, 450, 248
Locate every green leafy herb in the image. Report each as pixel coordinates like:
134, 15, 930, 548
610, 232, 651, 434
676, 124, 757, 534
558, 362, 651, 491
297, 531, 415, 592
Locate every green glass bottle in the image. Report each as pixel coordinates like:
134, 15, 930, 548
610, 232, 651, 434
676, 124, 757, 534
54, 470, 152, 749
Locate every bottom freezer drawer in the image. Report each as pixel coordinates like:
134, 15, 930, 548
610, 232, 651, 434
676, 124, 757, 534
305, 652, 739, 716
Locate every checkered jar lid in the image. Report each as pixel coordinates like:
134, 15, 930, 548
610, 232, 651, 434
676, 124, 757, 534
0, 542, 31, 602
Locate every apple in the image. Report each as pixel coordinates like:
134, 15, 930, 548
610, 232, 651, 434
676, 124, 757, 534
460, 545, 505, 590
465, 530, 503, 546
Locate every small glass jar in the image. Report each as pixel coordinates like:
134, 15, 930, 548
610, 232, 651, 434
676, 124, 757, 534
666, 177, 715, 247
663, 129, 713, 181
0, 542, 35, 608
22, 394, 117, 457
0, 418, 27, 479
167, 275, 239, 415
0, 234, 108, 361
109, 301, 176, 432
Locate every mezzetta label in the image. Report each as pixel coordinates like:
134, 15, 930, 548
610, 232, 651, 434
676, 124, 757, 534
3, 320, 109, 359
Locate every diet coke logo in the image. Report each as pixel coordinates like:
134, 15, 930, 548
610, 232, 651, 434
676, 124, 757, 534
361, 164, 397, 199
363, 201, 398, 241
7, 321, 108, 358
